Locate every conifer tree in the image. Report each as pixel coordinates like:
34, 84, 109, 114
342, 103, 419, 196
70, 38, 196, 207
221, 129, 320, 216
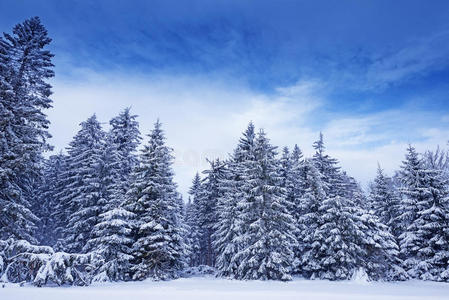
85, 109, 141, 281
126, 120, 186, 280
196, 159, 224, 266
297, 158, 327, 274
185, 173, 202, 266
233, 129, 296, 280
0, 17, 54, 243
59, 115, 105, 253
398, 145, 449, 280
37, 153, 66, 246
369, 165, 401, 237
213, 122, 256, 277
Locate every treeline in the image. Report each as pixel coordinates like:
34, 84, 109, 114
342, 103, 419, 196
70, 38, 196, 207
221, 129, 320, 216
1, 17, 449, 286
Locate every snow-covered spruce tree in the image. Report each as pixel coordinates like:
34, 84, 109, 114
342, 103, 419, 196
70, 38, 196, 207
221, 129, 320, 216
359, 210, 407, 281
85, 132, 135, 281
369, 165, 401, 237
397, 145, 430, 277
57, 115, 105, 253
312, 133, 342, 198
0, 17, 54, 243
196, 158, 224, 266
36, 153, 67, 246
213, 122, 256, 277
107, 107, 141, 200
398, 146, 449, 280
279, 145, 305, 272
126, 120, 186, 280
300, 135, 403, 281
185, 173, 202, 267
85, 109, 141, 281
297, 158, 327, 275
233, 129, 297, 281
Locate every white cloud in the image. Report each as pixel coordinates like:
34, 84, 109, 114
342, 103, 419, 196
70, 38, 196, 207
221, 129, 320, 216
47, 71, 449, 196
364, 30, 449, 89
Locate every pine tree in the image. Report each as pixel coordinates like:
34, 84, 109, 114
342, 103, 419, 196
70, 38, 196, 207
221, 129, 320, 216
59, 115, 105, 253
126, 120, 186, 280
312, 133, 342, 197
37, 153, 67, 246
297, 158, 327, 274
279, 145, 305, 273
86, 132, 134, 281
85, 109, 141, 281
397, 145, 430, 277
398, 146, 449, 280
369, 165, 401, 237
108, 108, 141, 200
185, 173, 202, 266
196, 158, 224, 266
233, 129, 296, 281
213, 122, 256, 277
0, 17, 54, 243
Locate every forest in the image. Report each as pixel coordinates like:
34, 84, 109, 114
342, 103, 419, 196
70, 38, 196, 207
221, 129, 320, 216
1, 17, 449, 287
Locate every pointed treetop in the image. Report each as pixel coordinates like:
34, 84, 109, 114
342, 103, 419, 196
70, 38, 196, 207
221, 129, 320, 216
313, 132, 325, 155
292, 144, 303, 161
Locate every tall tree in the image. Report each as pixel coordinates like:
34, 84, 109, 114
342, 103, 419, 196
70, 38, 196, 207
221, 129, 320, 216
233, 129, 297, 281
369, 165, 401, 237
196, 158, 224, 266
0, 17, 54, 243
185, 173, 202, 266
59, 115, 105, 253
398, 145, 449, 280
213, 122, 256, 277
126, 120, 186, 280
85, 108, 141, 281
37, 153, 67, 246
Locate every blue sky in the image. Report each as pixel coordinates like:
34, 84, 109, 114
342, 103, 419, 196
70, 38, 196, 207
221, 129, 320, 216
1, 0, 449, 194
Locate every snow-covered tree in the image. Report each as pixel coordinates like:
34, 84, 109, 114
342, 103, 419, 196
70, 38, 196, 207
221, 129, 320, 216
126, 120, 186, 280
312, 133, 342, 198
233, 129, 297, 281
297, 158, 327, 274
58, 115, 105, 253
185, 173, 202, 266
398, 146, 449, 280
196, 158, 224, 266
279, 145, 305, 272
213, 122, 256, 277
85, 109, 141, 281
36, 153, 67, 246
107, 107, 141, 201
369, 165, 401, 237
0, 17, 54, 243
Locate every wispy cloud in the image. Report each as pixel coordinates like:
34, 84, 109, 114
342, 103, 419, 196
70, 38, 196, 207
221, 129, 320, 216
47, 70, 449, 195
362, 30, 449, 90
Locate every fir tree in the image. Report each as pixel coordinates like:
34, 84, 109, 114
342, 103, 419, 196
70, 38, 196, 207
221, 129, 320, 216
59, 115, 105, 253
86, 132, 134, 281
185, 173, 202, 266
213, 122, 256, 277
0, 17, 54, 243
85, 109, 141, 280
197, 158, 224, 266
233, 129, 296, 281
312, 133, 342, 197
398, 146, 449, 280
297, 158, 327, 274
126, 120, 186, 280
37, 153, 66, 246
369, 165, 401, 237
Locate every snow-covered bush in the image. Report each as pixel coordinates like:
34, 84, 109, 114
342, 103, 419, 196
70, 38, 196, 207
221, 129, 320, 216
0, 239, 103, 286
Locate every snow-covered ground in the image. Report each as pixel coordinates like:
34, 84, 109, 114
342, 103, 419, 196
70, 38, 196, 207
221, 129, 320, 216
2, 276, 449, 300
